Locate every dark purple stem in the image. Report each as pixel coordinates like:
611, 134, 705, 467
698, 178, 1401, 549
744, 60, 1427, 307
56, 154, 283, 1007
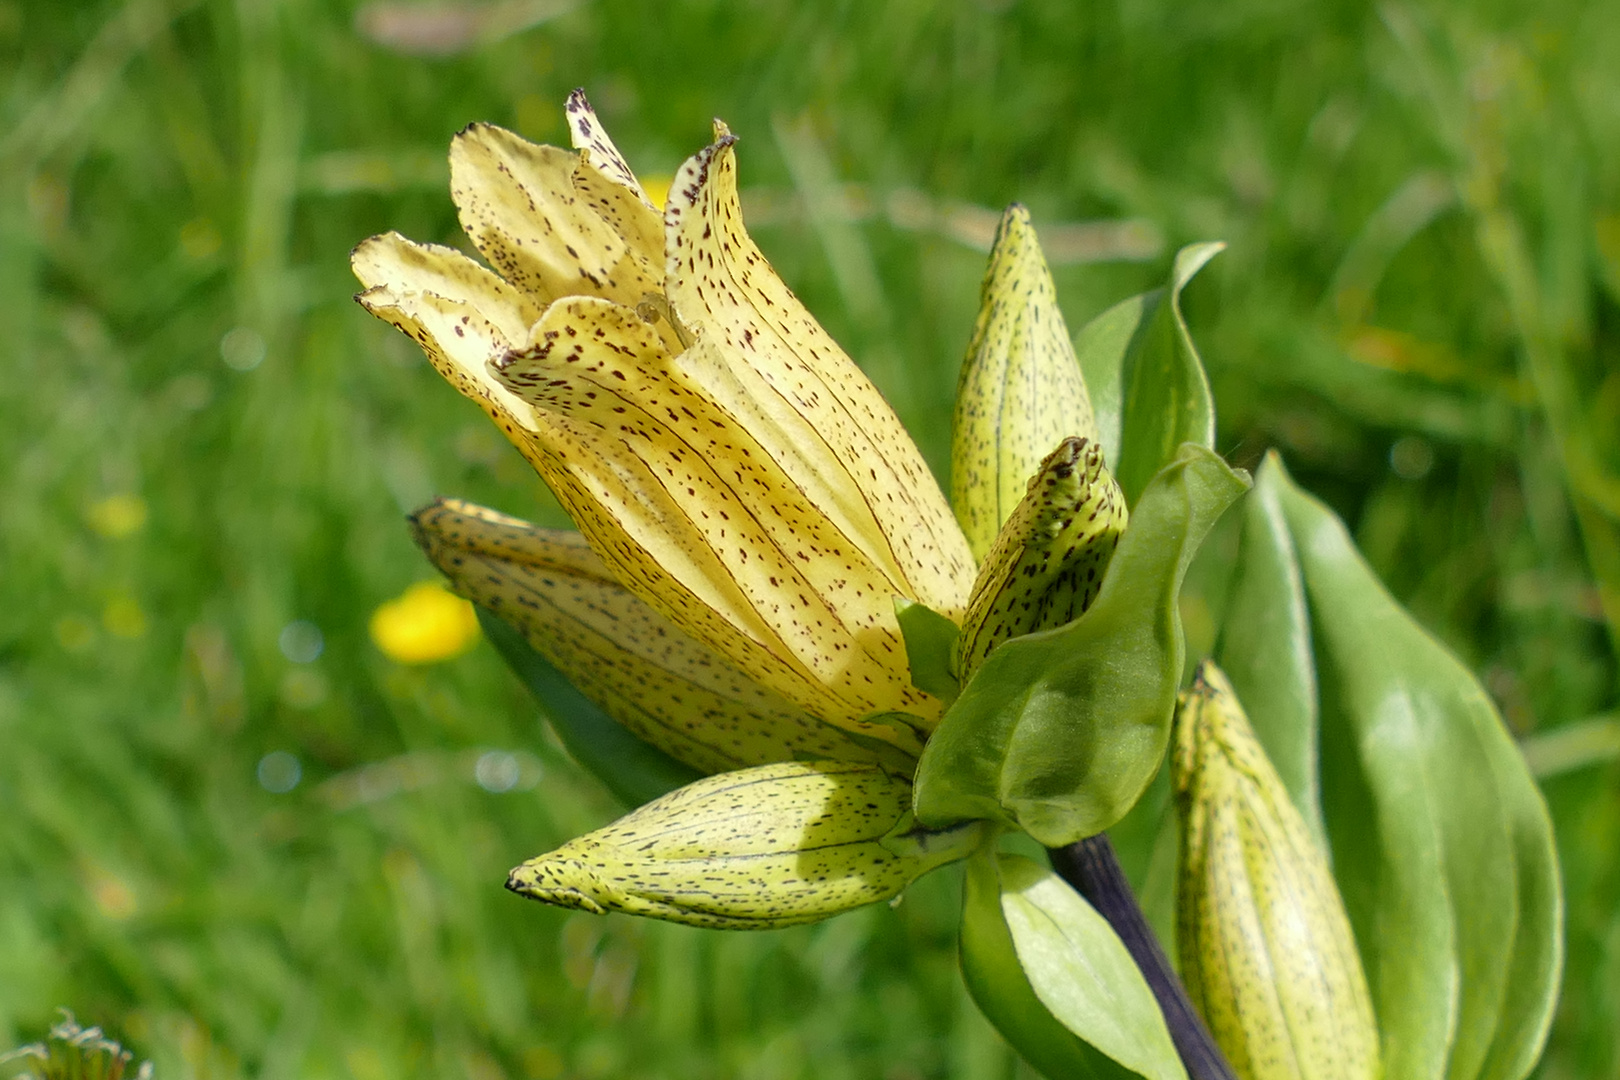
1047, 834, 1238, 1080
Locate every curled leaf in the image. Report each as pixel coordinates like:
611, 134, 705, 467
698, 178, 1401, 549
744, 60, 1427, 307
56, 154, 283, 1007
960, 852, 1186, 1080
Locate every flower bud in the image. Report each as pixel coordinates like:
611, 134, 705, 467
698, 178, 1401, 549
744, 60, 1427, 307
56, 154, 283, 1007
507, 761, 980, 929
954, 436, 1126, 678
951, 204, 1098, 562
1173, 661, 1380, 1080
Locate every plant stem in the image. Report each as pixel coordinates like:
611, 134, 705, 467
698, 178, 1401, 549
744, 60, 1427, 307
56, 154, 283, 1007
1048, 834, 1237, 1080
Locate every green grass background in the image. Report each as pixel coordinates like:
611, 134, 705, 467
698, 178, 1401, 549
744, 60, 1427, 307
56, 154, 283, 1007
3, 0, 1619, 1076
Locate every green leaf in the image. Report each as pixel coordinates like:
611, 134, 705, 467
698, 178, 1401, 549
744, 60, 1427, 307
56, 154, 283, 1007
1274, 462, 1559, 1080
1073, 291, 1152, 473
478, 607, 703, 807
1214, 452, 1325, 846
913, 444, 1249, 846
1072, 242, 1221, 506
960, 852, 1185, 1080
894, 597, 961, 705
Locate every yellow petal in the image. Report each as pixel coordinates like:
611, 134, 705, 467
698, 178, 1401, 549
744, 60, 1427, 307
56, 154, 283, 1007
351, 231, 544, 435
449, 121, 662, 310
411, 497, 903, 772
663, 135, 977, 620
488, 295, 939, 743
954, 437, 1127, 678
1174, 662, 1380, 1080
952, 205, 1099, 562
563, 88, 655, 207
506, 760, 978, 928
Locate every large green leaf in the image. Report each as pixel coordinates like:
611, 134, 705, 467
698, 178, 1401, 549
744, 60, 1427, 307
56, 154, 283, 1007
1072, 243, 1221, 505
959, 852, 1185, 1080
913, 445, 1248, 846
478, 607, 703, 807
1214, 452, 1324, 845
1274, 462, 1559, 1080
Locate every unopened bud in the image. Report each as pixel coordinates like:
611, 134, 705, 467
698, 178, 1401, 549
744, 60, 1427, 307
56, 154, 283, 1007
951, 204, 1099, 562
954, 437, 1126, 678
1173, 661, 1380, 1080
507, 760, 980, 929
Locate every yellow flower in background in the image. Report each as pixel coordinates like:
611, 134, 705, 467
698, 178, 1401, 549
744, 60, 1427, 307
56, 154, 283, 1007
87, 493, 148, 538
637, 172, 672, 210
369, 581, 480, 664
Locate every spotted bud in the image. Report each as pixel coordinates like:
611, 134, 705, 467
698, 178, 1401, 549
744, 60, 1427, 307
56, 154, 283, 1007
507, 760, 981, 929
1173, 661, 1380, 1080
953, 437, 1127, 679
951, 204, 1099, 562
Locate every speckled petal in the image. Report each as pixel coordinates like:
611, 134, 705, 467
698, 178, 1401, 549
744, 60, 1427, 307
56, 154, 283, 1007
351, 231, 546, 443
449, 121, 662, 310
564, 88, 654, 207
952, 205, 1099, 562
663, 136, 976, 620
954, 437, 1127, 678
488, 296, 940, 742
506, 761, 977, 928
411, 497, 902, 772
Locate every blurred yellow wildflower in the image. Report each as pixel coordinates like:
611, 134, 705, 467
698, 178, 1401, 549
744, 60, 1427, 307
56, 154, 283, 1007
638, 172, 672, 209
369, 581, 480, 664
86, 494, 147, 538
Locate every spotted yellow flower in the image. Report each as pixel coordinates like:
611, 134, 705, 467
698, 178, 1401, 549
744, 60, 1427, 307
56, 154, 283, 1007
355, 92, 1113, 927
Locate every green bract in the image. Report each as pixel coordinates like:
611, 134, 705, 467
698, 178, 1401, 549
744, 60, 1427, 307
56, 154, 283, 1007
913, 444, 1249, 847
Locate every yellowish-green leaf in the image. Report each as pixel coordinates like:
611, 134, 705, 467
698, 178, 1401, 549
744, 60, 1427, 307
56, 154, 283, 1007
954, 437, 1126, 679
952, 204, 1099, 561
1215, 452, 1324, 845
412, 497, 902, 773
507, 761, 980, 928
1173, 662, 1380, 1080
1274, 457, 1542, 1080
894, 598, 961, 704
663, 134, 977, 621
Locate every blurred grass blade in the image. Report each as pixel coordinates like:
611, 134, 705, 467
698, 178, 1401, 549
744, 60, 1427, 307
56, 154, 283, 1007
1215, 452, 1324, 845
915, 444, 1249, 846
1519, 715, 1620, 779
961, 851, 1186, 1080
951, 204, 1099, 561
477, 607, 700, 807
1275, 457, 1560, 1080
